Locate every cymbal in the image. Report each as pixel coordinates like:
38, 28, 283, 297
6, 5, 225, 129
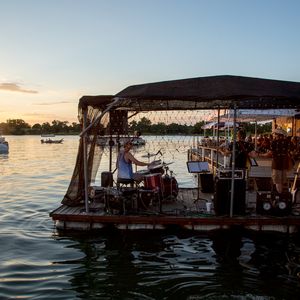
163, 162, 174, 166
141, 153, 156, 158
148, 164, 163, 170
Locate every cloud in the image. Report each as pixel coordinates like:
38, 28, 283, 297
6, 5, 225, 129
0, 82, 38, 94
35, 100, 75, 105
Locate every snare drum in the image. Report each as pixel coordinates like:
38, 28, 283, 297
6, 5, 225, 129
144, 173, 163, 190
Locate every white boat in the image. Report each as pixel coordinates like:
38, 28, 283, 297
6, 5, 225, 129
41, 133, 55, 137
96, 136, 146, 146
41, 138, 64, 144
0, 136, 9, 154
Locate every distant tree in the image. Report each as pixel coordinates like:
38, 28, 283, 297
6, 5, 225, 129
31, 123, 42, 134
41, 122, 52, 133
6, 119, 31, 135
0, 122, 9, 134
135, 117, 152, 133
192, 121, 205, 134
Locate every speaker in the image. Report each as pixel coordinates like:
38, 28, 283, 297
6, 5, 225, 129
214, 178, 246, 215
256, 192, 273, 215
256, 191, 292, 216
200, 173, 214, 193
109, 111, 128, 135
101, 171, 113, 187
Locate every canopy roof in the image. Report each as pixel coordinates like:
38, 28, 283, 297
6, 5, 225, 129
79, 75, 300, 111
202, 121, 239, 129
211, 109, 297, 123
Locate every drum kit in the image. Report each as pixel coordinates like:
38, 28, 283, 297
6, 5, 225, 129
138, 159, 179, 208
99, 154, 179, 214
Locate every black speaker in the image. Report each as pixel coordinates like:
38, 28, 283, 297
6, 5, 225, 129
214, 178, 246, 215
101, 171, 113, 187
256, 192, 274, 215
200, 173, 214, 193
109, 110, 128, 135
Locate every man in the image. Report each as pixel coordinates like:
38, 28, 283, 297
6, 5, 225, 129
117, 140, 150, 186
260, 128, 294, 194
219, 129, 256, 169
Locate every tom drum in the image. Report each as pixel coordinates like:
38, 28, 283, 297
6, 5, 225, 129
144, 173, 163, 190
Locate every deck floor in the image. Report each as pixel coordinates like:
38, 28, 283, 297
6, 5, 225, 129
50, 187, 300, 233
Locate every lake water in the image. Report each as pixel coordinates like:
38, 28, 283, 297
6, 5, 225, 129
1, 135, 300, 299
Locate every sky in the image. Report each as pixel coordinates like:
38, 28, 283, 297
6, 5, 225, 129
1, 0, 300, 125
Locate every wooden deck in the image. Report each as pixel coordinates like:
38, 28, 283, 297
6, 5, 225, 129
50, 187, 300, 233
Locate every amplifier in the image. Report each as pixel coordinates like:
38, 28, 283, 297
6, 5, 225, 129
256, 191, 291, 216
217, 168, 244, 180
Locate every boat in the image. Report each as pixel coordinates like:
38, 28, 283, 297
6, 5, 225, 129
50, 75, 300, 233
41, 138, 64, 144
0, 135, 9, 154
96, 135, 146, 147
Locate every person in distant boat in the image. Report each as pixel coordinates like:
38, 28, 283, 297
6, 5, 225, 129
260, 128, 294, 194
116, 140, 150, 186
219, 129, 257, 169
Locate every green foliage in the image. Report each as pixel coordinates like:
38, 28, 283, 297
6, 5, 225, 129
0, 117, 273, 136
0, 119, 81, 135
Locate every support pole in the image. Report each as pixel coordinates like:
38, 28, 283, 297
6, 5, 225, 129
254, 121, 257, 151
83, 109, 89, 213
216, 108, 220, 169
230, 105, 237, 217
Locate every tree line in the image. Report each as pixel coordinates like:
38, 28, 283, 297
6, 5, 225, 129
0, 119, 81, 135
0, 117, 272, 135
129, 117, 272, 136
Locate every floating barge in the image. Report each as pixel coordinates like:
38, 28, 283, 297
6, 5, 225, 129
50, 75, 300, 233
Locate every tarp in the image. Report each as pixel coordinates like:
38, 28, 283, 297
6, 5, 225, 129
113, 75, 300, 110
215, 109, 297, 123
202, 121, 239, 129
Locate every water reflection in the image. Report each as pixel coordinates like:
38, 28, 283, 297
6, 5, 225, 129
1, 136, 300, 299
53, 229, 300, 299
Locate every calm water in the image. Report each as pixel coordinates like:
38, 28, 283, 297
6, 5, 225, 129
1, 135, 300, 300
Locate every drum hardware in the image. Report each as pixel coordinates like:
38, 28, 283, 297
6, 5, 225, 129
142, 153, 156, 158
162, 170, 179, 200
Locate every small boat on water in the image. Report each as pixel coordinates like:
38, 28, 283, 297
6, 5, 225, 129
41, 138, 64, 144
0, 135, 9, 154
50, 75, 300, 233
96, 135, 146, 147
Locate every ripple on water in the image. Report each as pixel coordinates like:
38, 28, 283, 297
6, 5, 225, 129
1, 136, 300, 299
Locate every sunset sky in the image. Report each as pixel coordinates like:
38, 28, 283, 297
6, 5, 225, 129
1, 0, 300, 125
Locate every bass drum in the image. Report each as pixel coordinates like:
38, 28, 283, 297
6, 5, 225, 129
162, 175, 178, 198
